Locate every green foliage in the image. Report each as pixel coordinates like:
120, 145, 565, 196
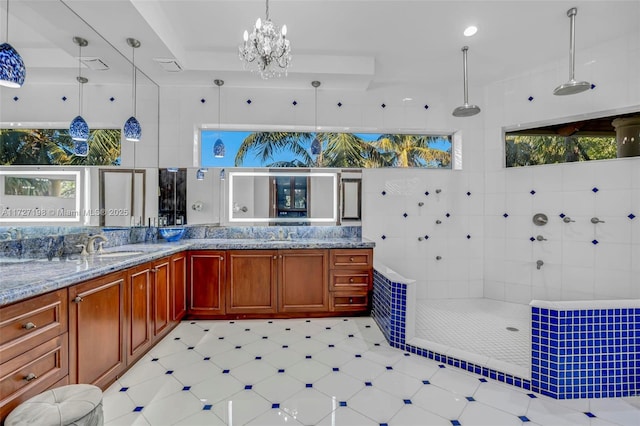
506, 135, 616, 167
234, 132, 451, 168
0, 128, 121, 166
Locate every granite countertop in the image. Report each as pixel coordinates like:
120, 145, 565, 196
0, 238, 374, 307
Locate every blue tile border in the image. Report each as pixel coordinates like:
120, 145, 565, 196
371, 268, 639, 399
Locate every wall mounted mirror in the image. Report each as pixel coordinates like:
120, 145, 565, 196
0, 170, 82, 223
228, 171, 338, 224
341, 178, 362, 221
99, 169, 145, 226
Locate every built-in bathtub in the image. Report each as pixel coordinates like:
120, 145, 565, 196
371, 263, 640, 399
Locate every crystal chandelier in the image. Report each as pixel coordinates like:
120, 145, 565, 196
238, 0, 291, 79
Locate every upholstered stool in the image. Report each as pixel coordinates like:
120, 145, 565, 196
5, 384, 103, 426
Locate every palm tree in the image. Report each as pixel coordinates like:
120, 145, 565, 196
235, 132, 314, 167
371, 134, 451, 168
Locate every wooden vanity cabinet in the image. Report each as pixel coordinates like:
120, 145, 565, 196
278, 249, 329, 313
126, 263, 153, 364
170, 252, 187, 323
188, 251, 226, 316
69, 271, 126, 389
329, 248, 373, 312
0, 289, 69, 421
227, 250, 278, 315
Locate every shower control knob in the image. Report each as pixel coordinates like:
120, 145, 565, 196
436, 256, 442, 260
536, 235, 547, 241
590, 217, 605, 224
418, 202, 424, 207
418, 237, 423, 241
435, 220, 442, 224
562, 216, 575, 223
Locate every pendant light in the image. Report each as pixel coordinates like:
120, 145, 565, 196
123, 38, 142, 141
452, 46, 480, 117
0, 0, 25, 88
69, 37, 90, 156
310, 80, 322, 155
553, 7, 591, 96
213, 79, 225, 158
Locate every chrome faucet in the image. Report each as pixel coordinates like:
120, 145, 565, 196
86, 234, 108, 254
278, 228, 285, 240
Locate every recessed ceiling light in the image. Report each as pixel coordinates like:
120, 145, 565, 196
464, 26, 478, 37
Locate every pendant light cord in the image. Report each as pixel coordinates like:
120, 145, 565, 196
4, 0, 9, 43
132, 46, 137, 117
78, 42, 82, 116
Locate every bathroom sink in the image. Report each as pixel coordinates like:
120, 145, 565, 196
97, 251, 145, 258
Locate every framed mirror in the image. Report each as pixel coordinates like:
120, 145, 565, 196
341, 178, 362, 221
0, 170, 82, 223
228, 171, 338, 223
99, 169, 145, 226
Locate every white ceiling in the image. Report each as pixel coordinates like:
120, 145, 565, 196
7, 0, 640, 91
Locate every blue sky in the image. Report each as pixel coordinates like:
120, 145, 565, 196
201, 130, 451, 168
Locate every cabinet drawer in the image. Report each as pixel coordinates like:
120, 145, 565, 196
329, 270, 371, 291
330, 249, 372, 269
0, 289, 68, 363
0, 333, 69, 420
330, 292, 369, 311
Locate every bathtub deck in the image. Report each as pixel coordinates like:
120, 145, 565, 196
414, 298, 531, 370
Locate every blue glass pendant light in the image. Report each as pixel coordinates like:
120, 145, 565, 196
0, 0, 25, 88
123, 38, 142, 141
70, 37, 90, 151
310, 81, 322, 155
213, 79, 225, 158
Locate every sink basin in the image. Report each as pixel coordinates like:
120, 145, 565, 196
97, 251, 145, 258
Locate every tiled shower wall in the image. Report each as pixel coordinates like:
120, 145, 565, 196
484, 158, 640, 304
362, 168, 485, 300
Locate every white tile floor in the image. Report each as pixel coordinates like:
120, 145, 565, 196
414, 298, 531, 370
103, 317, 640, 426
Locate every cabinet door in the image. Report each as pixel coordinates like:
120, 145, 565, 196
279, 249, 329, 312
69, 271, 125, 388
152, 257, 171, 338
127, 264, 153, 364
189, 251, 226, 316
227, 250, 277, 314
171, 253, 187, 322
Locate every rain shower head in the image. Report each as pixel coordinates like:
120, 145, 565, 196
452, 46, 480, 117
554, 7, 591, 96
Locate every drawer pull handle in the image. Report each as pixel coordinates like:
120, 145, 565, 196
350, 257, 354, 261
22, 322, 37, 330
349, 278, 354, 283
219, 256, 224, 261
273, 256, 277, 259
73, 296, 83, 303
151, 268, 158, 273
24, 373, 38, 382
349, 298, 353, 304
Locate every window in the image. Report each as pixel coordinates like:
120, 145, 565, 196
0, 128, 121, 166
202, 130, 452, 169
505, 112, 639, 167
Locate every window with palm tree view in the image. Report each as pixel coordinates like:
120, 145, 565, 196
202, 131, 452, 168
0, 129, 122, 166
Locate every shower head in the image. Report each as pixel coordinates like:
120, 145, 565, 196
452, 103, 481, 117
554, 7, 591, 96
452, 46, 480, 117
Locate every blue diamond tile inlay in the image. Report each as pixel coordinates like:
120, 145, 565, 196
519, 416, 531, 422
340, 401, 347, 407
333, 367, 339, 371
235, 346, 242, 349
381, 190, 386, 196
165, 370, 173, 375
438, 365, 446, 368
479, 378, 488, 382
203, 404, 212, 411
62, 96, 67, 101
467, 235, 471, 239
374, 343, 380, 347
591, 83, 596, 89
337, 102, 342, 107
451, 421, 461, 426
306, 355, 312, 359
282, 345, 288, 348
133, 406, 144, 412
528, 96, 534, 101
222, 369, 230, 374
530, 190, 536, 195
592, 239, 599, 245
200, 98, 206, 103
559, 213, 566, 218
466, 397, 475, 401
246, 99, 252, 104
629, 213, 636, 220
530, 237, 536, 242
255, 356, 262, 360
292, 101, 297, 106
503, 213, 509, 218
278, 369, 285, 373
424, 104, 429, 109
466, 191, 471, 196
272, 403, 280, 409
386, 366, 393, 370
244, 385, 252, 390
188, 346, 194, 350
182, 386, 191, 391
527, 393, 537, 398
355, 354, 362, 358
151, 358, 159, 361
348, 334, 354, 338
592, 187, 599, 193
328, 344, 335, 348
119, 387, 129, 392
381, 103, 386, 108
422, 380, 430, 384
109, 97, 115, 102
305, 383, 313, 388
204, 357, 211, 361
584, 412, 596, 418
403, 399, 412, 404
446, 213, 451, 218
403, 213, 408, 218
13, 96, 18, 101
365, 382, 372, 387
425, 191, 430, 196
381, 235, 386, 240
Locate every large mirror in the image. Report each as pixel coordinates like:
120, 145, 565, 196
0, 170, 82, 223
228, 171, 339, 224
0, 0, 160, 230
99, 169, 145, 226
